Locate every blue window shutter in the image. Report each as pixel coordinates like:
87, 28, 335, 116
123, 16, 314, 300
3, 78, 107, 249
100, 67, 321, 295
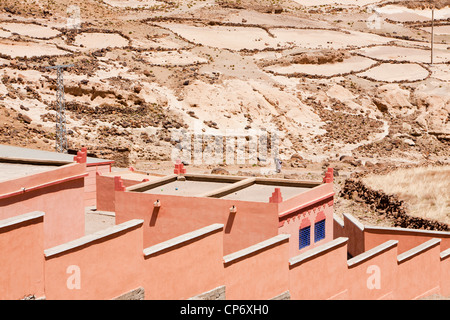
299, 226, 311, 249
314, 219, 326, 242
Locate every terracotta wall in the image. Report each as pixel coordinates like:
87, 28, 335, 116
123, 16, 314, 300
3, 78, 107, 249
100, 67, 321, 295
115, 179, 335, 258
441, 249, 450, 297
333, 214, 450, 299
96, 174, 143, 212
0, 211, 450, 300
115, 190, 279, 255
346, 240, 399, 299
364, 227, 450, 254
84, 164, 112, 207
0, 211, 45, 300
44, 220, 144, 300
289, 236, 450, 300
275, 182, 335, 257
289, 238, 349, 300
396, 239, 442, 300
224, 234, 290, 300
333, 214, 365, 257
335, 212, 450, 255
0, 163, 86, 249
143, 224, 225, 300
278, 198, 334, 258
277, 182, 334, 214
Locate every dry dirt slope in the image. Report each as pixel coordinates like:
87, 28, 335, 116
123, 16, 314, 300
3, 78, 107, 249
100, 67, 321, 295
0, 0, 448, 227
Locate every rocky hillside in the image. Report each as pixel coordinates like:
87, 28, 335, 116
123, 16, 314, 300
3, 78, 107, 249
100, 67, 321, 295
0, 0, 448, 168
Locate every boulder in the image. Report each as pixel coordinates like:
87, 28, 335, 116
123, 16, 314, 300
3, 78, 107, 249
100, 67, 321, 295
290, 153, 303, 161
211, 167, 229, 175
18, 113, 32, 124
339, 155, 355, 162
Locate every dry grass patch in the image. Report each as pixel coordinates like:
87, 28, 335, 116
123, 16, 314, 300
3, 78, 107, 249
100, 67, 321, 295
363, 165, 450, 225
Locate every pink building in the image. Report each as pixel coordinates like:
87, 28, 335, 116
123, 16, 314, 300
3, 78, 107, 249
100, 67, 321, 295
0, 145, 113, 248
1, 147, 450, 300
114, 163, 335, 257
0, 145, 114, 208
96, 168, 165, 212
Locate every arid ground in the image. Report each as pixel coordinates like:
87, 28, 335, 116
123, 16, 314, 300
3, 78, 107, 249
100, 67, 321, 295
0, 0, 449, 229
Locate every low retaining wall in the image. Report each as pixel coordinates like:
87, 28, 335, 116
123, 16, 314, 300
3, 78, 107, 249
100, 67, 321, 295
339, 179, 449, 231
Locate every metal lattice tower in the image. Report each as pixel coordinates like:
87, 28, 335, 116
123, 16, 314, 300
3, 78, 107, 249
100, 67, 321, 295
430, 5, 435, 65
46, 64, 74, 153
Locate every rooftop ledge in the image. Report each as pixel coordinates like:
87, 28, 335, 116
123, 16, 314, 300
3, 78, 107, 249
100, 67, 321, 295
0, 211, 44, 229
364, 224, 450, 236
343, 212, 450, 237
143, 223, 224, 257
397, 238, 441, 263
441, 247, 450, 260
289, 237, 348, 266
223, 233, 290, 264
348, 240, 398, 267
44, 219, 144, 258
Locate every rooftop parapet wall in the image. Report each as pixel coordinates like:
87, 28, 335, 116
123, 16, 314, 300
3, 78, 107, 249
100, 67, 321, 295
0, 162, 87, 249
95, 170, 156, 212
115, 188, 280, 255
277, 182, 334, 218
115, 170, 332, 257
0, 145, 113, 209
0, 162, 87, 199
0, 144, 114, 167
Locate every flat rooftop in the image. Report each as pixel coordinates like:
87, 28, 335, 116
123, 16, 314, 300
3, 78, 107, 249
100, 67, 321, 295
143, 180, 233, 197
101, 169, 165, 182
220, 183, 311, 202
0, 144, 115, 185
0, 162, 60, 183
0, 144, 113, 166
127, 173, 322, 203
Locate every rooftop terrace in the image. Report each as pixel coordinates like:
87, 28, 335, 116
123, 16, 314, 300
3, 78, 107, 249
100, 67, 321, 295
0, 144, 113, 166
0, 144, 113, 184
0, 162, 60, 183
126, 173, 322, 203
